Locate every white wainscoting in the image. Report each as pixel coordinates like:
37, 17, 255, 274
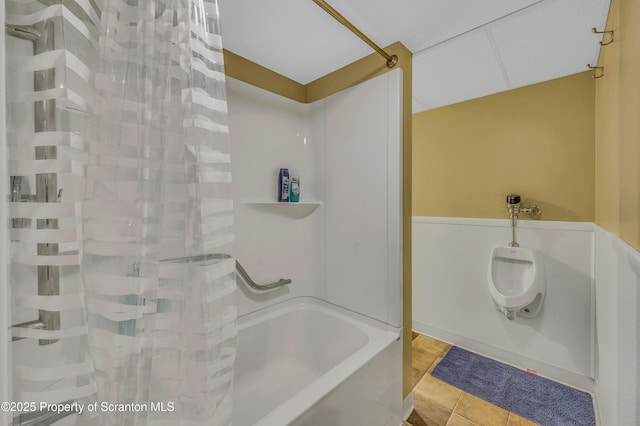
594, 226, 640, 426
412, 216, 595, 391
413, 217, 640, 423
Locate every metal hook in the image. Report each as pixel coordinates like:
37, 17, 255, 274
587, 64, 604, 79
592, 27, 614, 46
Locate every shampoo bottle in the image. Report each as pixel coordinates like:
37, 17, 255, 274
278, 168, 289, 202
289, 169, 300, 202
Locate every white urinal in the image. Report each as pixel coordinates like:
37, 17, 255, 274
488, 246, 546, 320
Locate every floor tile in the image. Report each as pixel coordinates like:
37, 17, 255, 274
411, 333, 546, 426
412, 346, 439, 387
411, 366, 428, 388
413, 334, 452, 357
453, 392, 509, 426
406, 410, 428, 426
446, 413, 479, 426
506, 412, 540, 425
427, 355, 443, 374
413, 374, 462, 426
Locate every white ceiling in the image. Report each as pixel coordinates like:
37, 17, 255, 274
218, 0, 611, 113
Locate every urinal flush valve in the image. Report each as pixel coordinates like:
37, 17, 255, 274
506, 194, 541, 247
506, 194, 521, 206
506, 195, 541, 217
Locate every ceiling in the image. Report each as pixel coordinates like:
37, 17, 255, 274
218, 0, 611, 113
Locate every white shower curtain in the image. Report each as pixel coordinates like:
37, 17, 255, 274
5, 0, 236, 424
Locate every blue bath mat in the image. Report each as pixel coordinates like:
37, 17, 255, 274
432, 346, 595, 426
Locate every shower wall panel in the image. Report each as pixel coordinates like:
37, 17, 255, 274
323, 70, 403, 329
226, 70, 403, 326
226, 78, 325, 316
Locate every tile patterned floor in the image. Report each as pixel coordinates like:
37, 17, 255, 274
405, 332, 539, 426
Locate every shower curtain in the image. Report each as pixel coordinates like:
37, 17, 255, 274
5, 0, 236, 424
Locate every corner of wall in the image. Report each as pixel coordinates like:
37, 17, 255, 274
594, 0, 640, 251
296, 41, 414, 398
223, 49, 306, 103
304, 42, 412, 103
593, 223, 640, 424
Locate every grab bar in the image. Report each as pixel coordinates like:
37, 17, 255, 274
11, 319, 47, 342
234, 260, 292, 291
152, 253, 292, 291
5, 24, 41, 42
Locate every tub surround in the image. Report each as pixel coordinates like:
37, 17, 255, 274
227, 72, 402, 329
323, 73, 403, 328
226, 77, 325, 316
227, 71, 403, 424
224, 44, 414, 396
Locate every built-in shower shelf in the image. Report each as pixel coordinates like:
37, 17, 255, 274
243, 200, 321, 218
243, 200, 321, 205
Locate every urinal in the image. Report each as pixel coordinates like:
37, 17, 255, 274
488, 246, 545, 320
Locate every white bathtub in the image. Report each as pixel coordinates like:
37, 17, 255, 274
232, 297, 402, 426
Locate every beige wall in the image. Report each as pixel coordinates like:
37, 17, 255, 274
595, 0, 640, 250
224, 43, 415, 397
413, 72, 596, 222
223, 50, 306, 103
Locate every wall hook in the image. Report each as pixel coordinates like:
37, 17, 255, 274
592, 27, 614, 46
587, 64, 604, 79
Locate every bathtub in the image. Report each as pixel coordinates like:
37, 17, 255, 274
232, 297, 402, 426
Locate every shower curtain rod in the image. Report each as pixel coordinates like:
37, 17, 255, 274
312, 0, 398, 68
